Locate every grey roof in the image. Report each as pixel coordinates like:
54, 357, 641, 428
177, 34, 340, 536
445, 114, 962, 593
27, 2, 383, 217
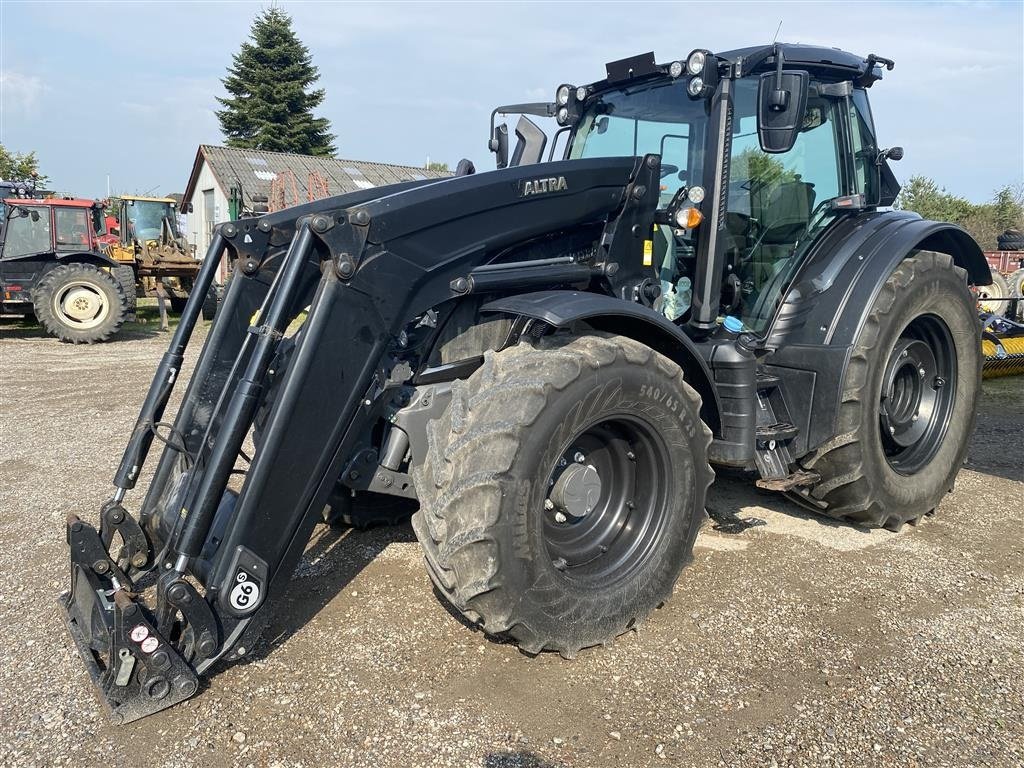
183, 144, 450, 206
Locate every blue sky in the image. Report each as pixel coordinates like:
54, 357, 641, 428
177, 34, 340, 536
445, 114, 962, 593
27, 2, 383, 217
1, 1, 1021, 202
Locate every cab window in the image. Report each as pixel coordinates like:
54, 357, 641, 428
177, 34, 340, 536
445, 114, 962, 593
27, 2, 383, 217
850, 88, 877, 202
726, 78, 844, 333
54, 207, 91, 251
3, 205, 51, 258
571, 79, 706, 202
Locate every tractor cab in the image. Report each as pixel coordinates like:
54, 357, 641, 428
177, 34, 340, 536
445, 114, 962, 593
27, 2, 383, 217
1, 196, 107, 259
106, 195, 201, 311
107, 196, 187, 260
119, 196, 182, 243
489, 44, 903, 337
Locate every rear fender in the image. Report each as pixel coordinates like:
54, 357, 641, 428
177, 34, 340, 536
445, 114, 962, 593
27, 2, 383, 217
1, 250, 120, 272
51, 251, 122, 270
483, 290, 722, 436
764, 212, 986, 456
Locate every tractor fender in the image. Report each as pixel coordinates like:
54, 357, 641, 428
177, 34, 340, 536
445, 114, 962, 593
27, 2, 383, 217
1, 249, 122, 270
54, 249, 123, 270
763, 211, 987, 456
483, 290, 722, 436
769, 211, 987, 351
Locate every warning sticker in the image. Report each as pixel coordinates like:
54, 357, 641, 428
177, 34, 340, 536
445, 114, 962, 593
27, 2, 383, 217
642, 239, 654, 267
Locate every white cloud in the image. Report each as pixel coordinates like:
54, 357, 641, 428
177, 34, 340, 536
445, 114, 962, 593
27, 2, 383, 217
0, 70, 47, 118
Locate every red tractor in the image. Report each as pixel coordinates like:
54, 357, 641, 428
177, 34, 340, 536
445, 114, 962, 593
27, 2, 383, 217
1, 183, 134, 343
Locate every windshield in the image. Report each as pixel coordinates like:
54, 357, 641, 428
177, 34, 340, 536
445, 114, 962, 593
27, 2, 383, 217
570, 78, 706, 203
2, 205, 51, 257
127, 200, 178, 241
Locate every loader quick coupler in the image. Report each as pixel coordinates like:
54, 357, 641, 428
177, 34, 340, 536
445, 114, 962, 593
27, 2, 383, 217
62, 515, 200, 724
98, 501, 151, 572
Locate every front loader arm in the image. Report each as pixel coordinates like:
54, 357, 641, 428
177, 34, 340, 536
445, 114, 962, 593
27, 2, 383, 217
60, 155, 661, 723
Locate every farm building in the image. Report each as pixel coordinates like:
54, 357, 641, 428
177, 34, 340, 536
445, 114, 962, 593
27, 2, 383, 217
181, 144, 450, 259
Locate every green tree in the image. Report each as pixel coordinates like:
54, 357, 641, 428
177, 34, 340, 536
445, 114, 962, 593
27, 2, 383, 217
895, 175, 974, 224
896, 176, 1024, 249
216, 8, 336, 156
0, 144, 47, 184
426, 161, 449, 172
990, 184, 1024, 232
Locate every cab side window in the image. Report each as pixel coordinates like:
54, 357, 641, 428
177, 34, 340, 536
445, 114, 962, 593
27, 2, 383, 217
54, 207, 91, 250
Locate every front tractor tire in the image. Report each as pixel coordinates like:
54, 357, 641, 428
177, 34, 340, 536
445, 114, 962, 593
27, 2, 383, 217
794, 251, 981, 529
31, 263, 128, 344
411, 333, 713, 657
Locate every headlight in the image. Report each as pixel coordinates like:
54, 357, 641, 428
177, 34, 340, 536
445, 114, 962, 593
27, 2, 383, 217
668, 60, 684, 79
557, 106, 570, 124
687, 77, 704, 97
556, 85, 571, 106
575, 86, 588, 101
686, 50, 706, 75
687, 185, 706, 204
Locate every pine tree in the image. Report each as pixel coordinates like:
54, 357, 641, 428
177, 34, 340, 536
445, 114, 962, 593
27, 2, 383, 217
216, 8, 336, 156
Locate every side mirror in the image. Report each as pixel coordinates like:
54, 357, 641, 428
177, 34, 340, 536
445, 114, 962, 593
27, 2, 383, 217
757, 70, 809, 154
878, 146, 903, 162
491, 123, 510, 169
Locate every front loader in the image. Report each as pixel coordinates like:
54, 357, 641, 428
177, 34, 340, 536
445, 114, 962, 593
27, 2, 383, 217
61, 43, 989, 723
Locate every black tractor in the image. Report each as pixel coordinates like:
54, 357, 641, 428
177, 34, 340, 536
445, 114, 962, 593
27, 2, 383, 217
61, 43, 988, 723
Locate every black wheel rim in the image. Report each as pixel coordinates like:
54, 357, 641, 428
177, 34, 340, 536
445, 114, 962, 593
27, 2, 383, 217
542, 415, 673, 585
878, 313, 957, 475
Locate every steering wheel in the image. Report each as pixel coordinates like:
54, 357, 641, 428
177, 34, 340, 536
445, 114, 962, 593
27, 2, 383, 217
659, 164, 679, 179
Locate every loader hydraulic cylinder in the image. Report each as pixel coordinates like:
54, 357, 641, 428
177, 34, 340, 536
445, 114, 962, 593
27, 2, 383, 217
112, 233, 227, 490
176, 226, 315, 559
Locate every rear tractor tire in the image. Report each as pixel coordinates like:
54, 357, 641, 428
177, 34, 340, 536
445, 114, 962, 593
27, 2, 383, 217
112, 265, 138, 319
792, 251, 981, 529
976, 270, 1010, 317
31, 263, 128, 343
411, 332, 713, 657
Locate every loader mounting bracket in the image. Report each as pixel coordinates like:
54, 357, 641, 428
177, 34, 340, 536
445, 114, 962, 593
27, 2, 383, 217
62, 517, 199, 724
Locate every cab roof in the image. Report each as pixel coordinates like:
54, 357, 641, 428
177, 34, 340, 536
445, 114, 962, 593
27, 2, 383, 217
118, 195, 176, 203
717, 43, 873, 78
2, 197, 98, 208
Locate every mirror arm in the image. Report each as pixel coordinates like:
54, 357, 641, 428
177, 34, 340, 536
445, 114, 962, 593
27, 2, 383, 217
769, 45, 789, 112
490, 102, 556, 145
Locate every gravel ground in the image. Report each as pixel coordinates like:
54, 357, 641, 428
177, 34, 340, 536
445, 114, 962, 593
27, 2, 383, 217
0, 321, 1021, 768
